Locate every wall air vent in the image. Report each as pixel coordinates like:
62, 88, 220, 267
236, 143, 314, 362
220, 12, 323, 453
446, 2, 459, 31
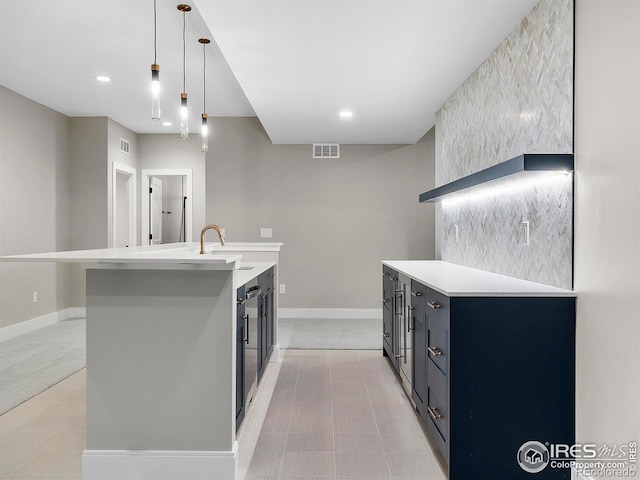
313, 144, 339, 158
120, 139, 131, 155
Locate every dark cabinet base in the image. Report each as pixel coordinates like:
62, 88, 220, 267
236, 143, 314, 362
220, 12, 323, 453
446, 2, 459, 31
382, 266, 576, 480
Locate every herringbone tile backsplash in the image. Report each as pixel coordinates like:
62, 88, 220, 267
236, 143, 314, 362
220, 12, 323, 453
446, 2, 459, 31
439, 0, 574, 289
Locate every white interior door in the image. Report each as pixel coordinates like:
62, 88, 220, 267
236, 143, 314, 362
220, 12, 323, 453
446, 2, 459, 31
115, 172, 129, 247
150, 177, 163, 245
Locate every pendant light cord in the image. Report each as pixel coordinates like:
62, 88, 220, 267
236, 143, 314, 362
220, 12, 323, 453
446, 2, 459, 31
182, 11, 186, 92
203, 43, 206, 110
153, 0, 157, 64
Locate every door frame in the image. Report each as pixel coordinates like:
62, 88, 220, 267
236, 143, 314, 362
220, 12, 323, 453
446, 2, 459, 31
109, 162, 137, 248
149, 176, 163, 245
141, 169, 193, 244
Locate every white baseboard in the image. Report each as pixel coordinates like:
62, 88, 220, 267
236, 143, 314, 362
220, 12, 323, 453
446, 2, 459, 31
0, 307, 86, 342
270, 344, 281, 362
82, 446, 237, 480
278, 308, 382, 319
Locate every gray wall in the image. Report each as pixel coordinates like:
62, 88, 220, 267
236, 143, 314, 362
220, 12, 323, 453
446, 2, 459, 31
69, 117, 109, 250
574, 0, 640, 451
0, 86, 71, 329
137, 134, 206, 243
206, 118, 436, 309
437, 0, 574, 289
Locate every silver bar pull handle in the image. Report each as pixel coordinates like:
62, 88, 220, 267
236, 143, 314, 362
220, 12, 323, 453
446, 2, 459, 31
262, 294, 268, 317
428, 346, 442, 357
411, 291, 422, 297
428, 406, 442, 420
407, 305, 414, 332
243, 314, 249, 343
427, 301, 441, 309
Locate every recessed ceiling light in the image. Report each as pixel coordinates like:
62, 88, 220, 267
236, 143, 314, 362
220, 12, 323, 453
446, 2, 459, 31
339, 110, 353, 118
95, 75, 111, 82
162, 121, 172, 126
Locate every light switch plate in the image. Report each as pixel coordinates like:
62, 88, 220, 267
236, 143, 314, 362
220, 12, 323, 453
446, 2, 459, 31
260, 228, 273, 238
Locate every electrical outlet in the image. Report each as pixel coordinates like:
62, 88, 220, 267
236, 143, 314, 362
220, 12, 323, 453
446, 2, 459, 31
260, 228, 273, 238
279, 284, 286, 294
522, 220, 530, 246
33, 291, 38, 303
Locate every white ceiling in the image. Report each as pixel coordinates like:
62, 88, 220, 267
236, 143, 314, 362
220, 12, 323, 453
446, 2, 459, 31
0, 0, 539, 144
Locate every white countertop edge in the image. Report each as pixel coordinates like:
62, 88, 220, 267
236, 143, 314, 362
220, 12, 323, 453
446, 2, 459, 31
0, 242, 283, 265
382, 260, 576, 298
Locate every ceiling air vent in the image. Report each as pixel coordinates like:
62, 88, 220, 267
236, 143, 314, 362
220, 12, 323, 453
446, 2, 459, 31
313, 144, 339, 158
120, 138, 131, 155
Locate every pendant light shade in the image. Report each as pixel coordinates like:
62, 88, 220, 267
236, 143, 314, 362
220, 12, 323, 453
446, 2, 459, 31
201, 113, 209, 152
151, 64, 160, 120
180, 92, 188, 139
199, 37, 211, 153
177, 4, 191, 139
151, 0, 160, 120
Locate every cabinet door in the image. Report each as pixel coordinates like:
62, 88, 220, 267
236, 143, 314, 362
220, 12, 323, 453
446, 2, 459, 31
266, 269, 275, 359
257, 269, 275, 382
412, 304, 427, 415
236, 286, 246, 430
382, 268, 397, 358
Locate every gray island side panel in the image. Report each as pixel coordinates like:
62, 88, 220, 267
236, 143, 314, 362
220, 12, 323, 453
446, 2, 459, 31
86, 268, 236, 452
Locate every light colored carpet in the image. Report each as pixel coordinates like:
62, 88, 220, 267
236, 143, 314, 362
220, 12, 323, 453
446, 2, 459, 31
0, 318, 86, 415
0, 316, 378, 415
278, 318, 382, 349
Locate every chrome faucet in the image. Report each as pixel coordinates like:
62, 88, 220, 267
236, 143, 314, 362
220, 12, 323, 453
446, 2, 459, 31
200, 224, 226, 254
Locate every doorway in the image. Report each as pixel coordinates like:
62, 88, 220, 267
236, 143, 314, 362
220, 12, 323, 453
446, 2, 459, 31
111, 162, 137, 248
141, 169, 193, 245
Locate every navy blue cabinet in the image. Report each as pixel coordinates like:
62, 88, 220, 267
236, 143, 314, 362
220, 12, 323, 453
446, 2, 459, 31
410, 298, 427, 415
383, 267, 575, 479
257, 268, 275, 382
382, 267, 397, 359
235, 285, 247, 430
423, 288, 574, 479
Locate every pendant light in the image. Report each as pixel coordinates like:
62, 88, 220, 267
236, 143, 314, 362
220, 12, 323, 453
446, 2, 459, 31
177, 4, 191, 139
151, 0, 161, 120
199, 37, 211, 153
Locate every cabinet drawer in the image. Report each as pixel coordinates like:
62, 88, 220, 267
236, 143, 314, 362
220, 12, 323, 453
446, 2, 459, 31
426, 365, 449, 461
427, 312, 449, 377
410, 280, 427, 310
383, 267, 397, 312
424, 287, 450, 323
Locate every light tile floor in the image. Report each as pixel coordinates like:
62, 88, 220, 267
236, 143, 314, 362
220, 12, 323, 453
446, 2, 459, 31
0, 350, 445, 480
236, 350, 446, 480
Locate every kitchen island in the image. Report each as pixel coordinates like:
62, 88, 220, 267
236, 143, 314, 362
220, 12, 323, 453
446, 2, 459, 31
1, 242, 283, 480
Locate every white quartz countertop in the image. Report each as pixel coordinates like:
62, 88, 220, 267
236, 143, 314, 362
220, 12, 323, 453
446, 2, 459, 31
382, 260, 576, 297
0, 242, 282, 268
